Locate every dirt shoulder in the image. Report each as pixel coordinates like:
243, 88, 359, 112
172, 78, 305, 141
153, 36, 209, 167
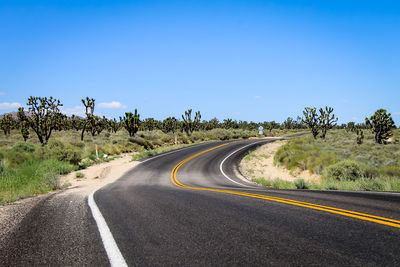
0, 153, 140, 245
239, 140, 320, 183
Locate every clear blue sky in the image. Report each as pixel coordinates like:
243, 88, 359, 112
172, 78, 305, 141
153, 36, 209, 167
0, 0, 399, 125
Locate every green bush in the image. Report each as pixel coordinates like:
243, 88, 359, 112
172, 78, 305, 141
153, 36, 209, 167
43, 141, 83, 165
12, 142, 36, 153
324, 160, 362, 181
0, 159, 76, 204
252, 178, 272, 187
294, 178, 309, 189
272, 178, 296, 189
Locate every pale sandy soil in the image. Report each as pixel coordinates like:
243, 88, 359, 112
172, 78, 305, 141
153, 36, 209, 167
239, 141, 320, 183
60, 153, 140, 196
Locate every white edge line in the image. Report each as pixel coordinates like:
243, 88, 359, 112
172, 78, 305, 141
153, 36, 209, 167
87, 141, 214, 266
219, 140, 274, 187
88, 192, 128, 267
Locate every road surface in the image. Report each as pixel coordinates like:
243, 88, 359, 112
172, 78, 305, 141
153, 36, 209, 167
1, 139, 400, 266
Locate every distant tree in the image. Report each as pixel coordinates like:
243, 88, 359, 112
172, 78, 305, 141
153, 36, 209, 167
162, 117, 179, 134
223, 118, 238, 129
20, 120, 30, 141
302, 107, 320, 139
17, 96, 63, 145
70, 115, 84, 131
120, 109, 140, 137
81, 97, 95, 141
365, 109, 395, 144
182, 109, 201, 136
318, 107, 338, 139
0, 114, 14, 135
283, 117, 296, 129
346, 122, 356, 132
142, 118, 156, 131
108, 118, 121, 133
356, 129, 364, 145
207, 117, 220, 130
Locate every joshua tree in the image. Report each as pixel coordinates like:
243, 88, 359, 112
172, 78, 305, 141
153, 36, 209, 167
222, 118, 238, 129
19, 120, 30, 141
17, 96, 63, 145
108, 118, 121, 133
302, 107, 320, 139
319, 106, 338, 139
142, 118, 156, 131
365, 109, 395, 144
182, 109, 201, 136
162, 117, 179, 134
0, 114, 14, 135
70, 115, 84, 131
120, 109, 140, 137
356, 129, 364, 145
81, 97, 96, 140
346, 122, 356, 132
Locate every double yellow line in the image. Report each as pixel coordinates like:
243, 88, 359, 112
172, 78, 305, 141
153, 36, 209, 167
170, 142, 400, 229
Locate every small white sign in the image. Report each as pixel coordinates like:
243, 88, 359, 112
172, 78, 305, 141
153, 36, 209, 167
258, 126, 264, 135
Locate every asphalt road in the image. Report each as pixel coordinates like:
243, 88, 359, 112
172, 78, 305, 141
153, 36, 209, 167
1, 139, 400, 266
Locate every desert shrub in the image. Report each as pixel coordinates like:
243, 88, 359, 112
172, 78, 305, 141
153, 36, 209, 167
378, 165, 400, 177
294, 178, 309, 189
271, 178, 296, 189
3, 150, 34, 167
101, 143, 122, 155
129, 137, 154, 150
44, 141, 83, 165
75, 172, 85, 178
0, 159, 76, 204
161, 135, 173, 144
12, 142, 36, 153
70, 141, 85, 148
180, 135, 191, 144
252, 178, 272, 187
324, 160, 362, 181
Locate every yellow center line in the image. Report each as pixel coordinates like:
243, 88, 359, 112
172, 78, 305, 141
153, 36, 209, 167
170, 142, 400, 229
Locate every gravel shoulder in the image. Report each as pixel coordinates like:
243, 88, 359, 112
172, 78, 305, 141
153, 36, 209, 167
0, 153, 140, 260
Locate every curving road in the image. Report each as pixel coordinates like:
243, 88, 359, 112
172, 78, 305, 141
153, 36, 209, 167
1, 138, 400, 266
95, 139, 400, 266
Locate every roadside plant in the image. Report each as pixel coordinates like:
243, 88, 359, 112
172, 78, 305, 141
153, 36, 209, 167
108, 118, 121, 133
0, 114, 14, 135
120, 109, 140, 137
17, 96, 63, 145
81, 97, 95, 141
356, 129, 364, 145
302, 107, 320, 139
365, 109, 395, 144
162, 117, 179, 134
346, 122, 356, 132
182, 109, 201, 136
318, 106, 338, 139
20, 120, 30, 141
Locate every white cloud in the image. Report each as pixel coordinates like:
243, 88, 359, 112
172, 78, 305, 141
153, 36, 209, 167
254, 96, 261, 99
60, 106, 85, 116
98, 101, 127, 109
0, 102, 22, 110
340, 98, 349, 103
393, 112, 400, 116
0, 92, 5, 96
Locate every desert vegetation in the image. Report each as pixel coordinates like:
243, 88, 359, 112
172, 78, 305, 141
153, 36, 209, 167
248, 108, 400, 191
0, 96, 306, 204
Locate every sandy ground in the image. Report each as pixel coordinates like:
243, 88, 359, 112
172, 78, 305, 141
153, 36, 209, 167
240, 141, 320, 183
60, 153, 140, 196
0, 153, 140, 244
